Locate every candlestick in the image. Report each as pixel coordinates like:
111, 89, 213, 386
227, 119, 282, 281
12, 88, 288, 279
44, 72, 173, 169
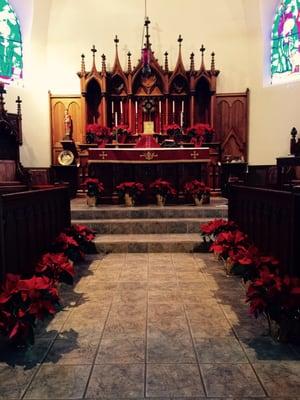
180, 112, 184, 127
172, 100, 175, 114
135, 101, 138, 114
112, 101, 114, 114
115, 112, 118, 126
159, 101, 161, 114
120, 100, 123, 115
182, 100, 184, 113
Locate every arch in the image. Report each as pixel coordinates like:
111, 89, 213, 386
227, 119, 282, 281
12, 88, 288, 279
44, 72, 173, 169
0, 0, 23, 83
271, 0, 300, 83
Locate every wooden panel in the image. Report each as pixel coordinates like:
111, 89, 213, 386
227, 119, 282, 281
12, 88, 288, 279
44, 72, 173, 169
0, 187, 71, 280
50, 95, 83, 164
228, 185, 300, 276
215, 91, 249, 162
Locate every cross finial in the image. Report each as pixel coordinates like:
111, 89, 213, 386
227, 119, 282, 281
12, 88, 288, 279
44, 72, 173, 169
91, 45, 97, 55
200, 44, 205, 55
211, 51, 215, 71
101, 54, 106, 72
127, 51, 132, 73
178, 34, 183, 45
200, 44, 206, 71
164, 51, 169, 72
114, 35, 119, 45
190, 52, 195, 72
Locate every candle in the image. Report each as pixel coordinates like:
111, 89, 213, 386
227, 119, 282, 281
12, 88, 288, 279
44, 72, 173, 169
135, 101, 138, 114
172, 100, 175, 114
115, 112, 118, 126
182, 100, 184, 113
159, 101, 161, 113
180, 112, 183, 127
120, 100, 123, 115
112, 101, 114, 114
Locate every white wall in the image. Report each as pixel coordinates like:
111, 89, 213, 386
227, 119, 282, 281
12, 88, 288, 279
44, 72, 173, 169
5, 0, 300, 166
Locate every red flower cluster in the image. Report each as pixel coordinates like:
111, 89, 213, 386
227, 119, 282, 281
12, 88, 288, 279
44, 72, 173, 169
183, 180, 210, 197
0, 224, 96, 345
163, 124, 181, 135
187, 123, 214, 137
210, 230, 250, 261
200, 219, 238, 238
64, 224, 96, 255
84, 178, 104, 197
0, 274, 59, 344
116, 181, 145, 198
149, 179, 176, 197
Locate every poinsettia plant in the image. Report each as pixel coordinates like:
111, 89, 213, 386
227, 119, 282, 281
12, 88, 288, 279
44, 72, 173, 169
183, 180, 210, 198
164, 124, 181, 137
64, 224, 96, 254
0, 274, 59, 345
86, 124, 112, 144
149, 178, 176, 198
116, 181, 145, 199
50, 233, 84, 262
84, 178, 104, 197
210, 230, 250, 261
36, 252, 75, 285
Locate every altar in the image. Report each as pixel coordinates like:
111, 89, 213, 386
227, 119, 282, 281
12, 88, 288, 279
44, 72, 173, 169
88, 147, 210, 201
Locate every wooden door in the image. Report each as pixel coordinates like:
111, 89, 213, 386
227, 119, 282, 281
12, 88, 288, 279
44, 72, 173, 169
49, 94, 83, 165
214, 90, 249, 162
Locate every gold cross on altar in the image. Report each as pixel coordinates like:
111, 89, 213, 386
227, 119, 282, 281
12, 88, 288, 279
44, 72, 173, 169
98, 151, 108, 160
140, 151, 158, 161
190, 151, 199, 159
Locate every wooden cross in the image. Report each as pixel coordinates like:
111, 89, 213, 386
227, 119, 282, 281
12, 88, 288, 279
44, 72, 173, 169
190, 151, 199, 159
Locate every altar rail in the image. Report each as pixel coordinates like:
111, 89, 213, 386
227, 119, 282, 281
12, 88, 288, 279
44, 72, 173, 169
228, 185, 300, 276
0, 187, 71, 280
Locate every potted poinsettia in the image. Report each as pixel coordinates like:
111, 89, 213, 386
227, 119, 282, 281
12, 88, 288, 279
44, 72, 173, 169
84, 178, 104, 207
149, 178, 176, 206
116, 181, 145, 206
187, 123, 214, 145
183, 179, 210, 205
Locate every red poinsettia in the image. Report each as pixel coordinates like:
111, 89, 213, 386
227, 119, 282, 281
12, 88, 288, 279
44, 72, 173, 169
84, 178, 104, 197
149, 179, 176, 197
36, 252, 75, 285
0, 274, 59, 344
116, 181, 145, 198
183, 180, 209, 196
210, 230, 249, 260
51, 233, 84, 262
64, 224, 96, 255
200, 219, 238, 238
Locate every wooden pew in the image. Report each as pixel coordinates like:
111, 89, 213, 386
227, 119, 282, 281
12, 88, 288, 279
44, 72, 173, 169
0, 187, 71, 280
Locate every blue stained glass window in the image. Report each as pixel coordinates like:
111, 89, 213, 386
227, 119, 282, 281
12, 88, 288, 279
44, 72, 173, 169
0, 0, 23, 84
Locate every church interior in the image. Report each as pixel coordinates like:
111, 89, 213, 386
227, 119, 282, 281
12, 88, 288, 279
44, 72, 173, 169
1, 0, 300, 398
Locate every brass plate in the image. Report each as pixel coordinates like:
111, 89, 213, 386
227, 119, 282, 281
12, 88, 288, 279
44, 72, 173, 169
58, 150, 74, 166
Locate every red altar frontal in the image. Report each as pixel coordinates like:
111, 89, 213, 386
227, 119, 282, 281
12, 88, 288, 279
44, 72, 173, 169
88, 146, 210, 202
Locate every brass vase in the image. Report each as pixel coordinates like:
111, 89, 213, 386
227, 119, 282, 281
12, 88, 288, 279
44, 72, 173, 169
124, 192, 134, 207
156, 194, 165, 207
86, 195, 96, 207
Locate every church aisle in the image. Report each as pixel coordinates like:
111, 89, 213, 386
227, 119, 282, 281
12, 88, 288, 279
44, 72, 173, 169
1, 253, 300, 399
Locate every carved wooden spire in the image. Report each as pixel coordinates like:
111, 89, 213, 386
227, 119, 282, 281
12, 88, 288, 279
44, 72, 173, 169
211, 51, 215, 72
101, 54, 106, 73
91, 45, 98, 72
112, 35, 123, 74
200, 44, 206, 71
16, 96, 23, 144
127, 51, 132, 73
164, 51, 169, 73
81, 54, 86, 75
171, 34, 186, 77
190, 52, 195, 72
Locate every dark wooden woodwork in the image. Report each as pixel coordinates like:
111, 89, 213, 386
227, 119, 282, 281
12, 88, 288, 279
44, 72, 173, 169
89, 160, 209, 204
0, 187, 71, 280
51, 165, 79, 198
246, 165, 277, 189
215, 90, 249, 162
228, 185, 300, 276
277, 156, 300, 189
220, 162, 247, 196
0, 84, 30, 193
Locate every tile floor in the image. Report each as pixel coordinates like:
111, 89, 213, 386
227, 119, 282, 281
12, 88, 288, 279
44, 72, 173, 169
1, 252, 300, 399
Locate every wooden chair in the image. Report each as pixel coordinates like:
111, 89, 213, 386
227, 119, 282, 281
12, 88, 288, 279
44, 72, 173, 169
0, 84, 30, 193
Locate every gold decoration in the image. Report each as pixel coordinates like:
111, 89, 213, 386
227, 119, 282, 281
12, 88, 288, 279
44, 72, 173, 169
140, 151, 158, 161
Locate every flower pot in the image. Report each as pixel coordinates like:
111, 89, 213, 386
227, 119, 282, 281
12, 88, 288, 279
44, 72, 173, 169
86, 195, 96, 207
156, 194, 165, 207
124, 193, 134, 207
193, 195, 202, 206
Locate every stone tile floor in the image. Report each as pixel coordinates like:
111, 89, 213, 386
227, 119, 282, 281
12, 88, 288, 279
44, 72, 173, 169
1, 252, 300, 399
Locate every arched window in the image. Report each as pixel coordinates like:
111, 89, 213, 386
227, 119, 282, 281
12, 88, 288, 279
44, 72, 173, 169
271, 0, 300, 84
0, 0, 23, 84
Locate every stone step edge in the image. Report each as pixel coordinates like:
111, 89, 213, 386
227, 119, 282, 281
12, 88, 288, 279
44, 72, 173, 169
94, 233, 201, 243
72, 218, 212, 224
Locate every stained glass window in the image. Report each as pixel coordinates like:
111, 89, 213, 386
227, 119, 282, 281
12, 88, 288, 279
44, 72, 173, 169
0, 0, 22, 84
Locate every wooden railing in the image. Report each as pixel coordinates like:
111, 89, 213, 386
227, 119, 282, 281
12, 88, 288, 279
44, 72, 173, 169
0, 187, 71, 280
228, 185, 300, 276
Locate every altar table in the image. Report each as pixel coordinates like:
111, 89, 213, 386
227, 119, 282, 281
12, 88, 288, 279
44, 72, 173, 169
88, 147, 210, 202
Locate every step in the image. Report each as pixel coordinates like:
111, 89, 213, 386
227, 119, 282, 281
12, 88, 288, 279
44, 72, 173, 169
94, 233, 203, 253
71, 217, 212, 234
71, 203, 228, 220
